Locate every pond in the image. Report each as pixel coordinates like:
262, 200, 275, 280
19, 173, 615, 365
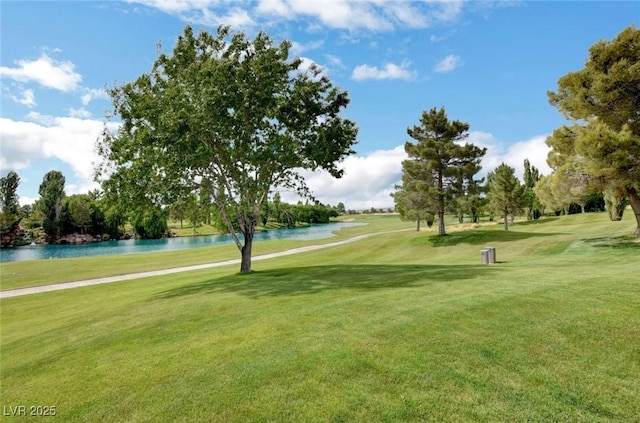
0, 222, 365, 263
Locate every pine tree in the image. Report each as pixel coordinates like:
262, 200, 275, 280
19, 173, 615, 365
401, 107, 486, 235
487, 163, 522, 230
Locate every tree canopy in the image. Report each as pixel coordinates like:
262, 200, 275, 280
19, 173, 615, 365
0, 171, 21, 237
547, 25, 640, 236
400, 107, 486, 235
486, 163, 522, 231
97, 26, 358, 272
38, 170, 66, 240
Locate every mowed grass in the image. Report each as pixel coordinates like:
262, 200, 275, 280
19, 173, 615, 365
0, 215, 409, 290
1, 212, 639, 422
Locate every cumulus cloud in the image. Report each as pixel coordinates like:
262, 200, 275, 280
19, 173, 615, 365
69, 107, 93, 119
464, 131, 552, 181
81, 87, 109, 106
126, 0, 216, 13
128, 0, 466, 32
0, 116, 116, 190
0, 54, 82, 92
198, 6, 256, 28
279, 146, 407, 210
11, 89, 37, 108
434, 54, 461, 73
352, 60, 416, 81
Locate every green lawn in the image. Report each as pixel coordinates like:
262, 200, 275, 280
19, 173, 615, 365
0, 215, 409, 290
1, 212, 638, 421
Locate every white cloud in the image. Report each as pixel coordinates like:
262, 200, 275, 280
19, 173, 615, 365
290, 39, 324, 55
11, 89, 37, 108
128, 0, 466, 32
434, 54, 461, 73
324, 54, 345, 69
0, 54, 82, 92
126, 0, 216, 14
352, 60, 416, 81
0, 116, 116, 191
466, 132, 551, 181
198, 6, 256, 28
256, 0, 290, 16
385, 2, 427, 28
81, 87, 109, 106
69, 107, 93, 119
279, 146, 407, 210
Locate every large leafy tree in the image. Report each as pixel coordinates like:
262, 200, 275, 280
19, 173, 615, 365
66, 194, 93, 234
402, 107, 486, 235
486, 163, 522, 231
547, 25, 640, 236
97, 26, 357, 272
38, 170, 66, 239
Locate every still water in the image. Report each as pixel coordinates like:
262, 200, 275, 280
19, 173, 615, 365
0, 222, 364, 263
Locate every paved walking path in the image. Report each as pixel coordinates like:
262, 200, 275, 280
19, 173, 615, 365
1, 231, 402, 299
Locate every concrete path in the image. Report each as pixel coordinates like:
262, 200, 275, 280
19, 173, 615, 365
1, 231, 400, 299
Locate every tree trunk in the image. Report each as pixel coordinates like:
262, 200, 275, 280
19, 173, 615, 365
627, 187, 640, 237
416, 219, 421, 232
437, 170, 446, 236
240, 235, 253, 273
437, 210, 446, 235
503, 208, 509, 231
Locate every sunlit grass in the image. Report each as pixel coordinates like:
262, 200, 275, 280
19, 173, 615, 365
0, 215, 409, 290
1, 211, 638, 421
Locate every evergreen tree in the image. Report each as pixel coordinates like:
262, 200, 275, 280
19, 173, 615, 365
487, 163, 522, 230
402, 107, 486, 236
547, 25, 640, 236
522, 159, 542, 220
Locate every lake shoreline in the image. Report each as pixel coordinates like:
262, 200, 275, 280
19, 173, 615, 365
0, 222, 365, 263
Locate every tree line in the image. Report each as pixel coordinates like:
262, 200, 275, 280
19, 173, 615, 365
0, 169, 346, 247
393, 26, 638, 235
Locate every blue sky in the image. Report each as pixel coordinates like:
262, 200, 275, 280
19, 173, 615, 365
1, 1, 637, 209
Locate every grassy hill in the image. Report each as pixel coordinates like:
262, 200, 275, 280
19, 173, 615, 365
1, 212, 638, 421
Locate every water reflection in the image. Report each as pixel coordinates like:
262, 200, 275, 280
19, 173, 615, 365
0, 222, 364, 263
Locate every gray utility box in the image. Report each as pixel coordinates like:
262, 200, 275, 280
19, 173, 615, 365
481, 247, 496, 265
481, 249, 489, 265
486, 246, 496, 264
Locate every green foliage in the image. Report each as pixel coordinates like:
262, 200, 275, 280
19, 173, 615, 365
103, 204, 127, 239
38, 170, 66, 239
604, 188, 628, 221
391, 183, 433, 231
66, 194, 93, 234
547, 25, 640, 235
486, 163, 522, 230
169, 199, 187, 229
0, 171, 20, 215
0, 171, 22, 238
98, 25, 357, 271
131, 207, 169, 239
522, 159, 542, 220
401, 107, 486, 235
